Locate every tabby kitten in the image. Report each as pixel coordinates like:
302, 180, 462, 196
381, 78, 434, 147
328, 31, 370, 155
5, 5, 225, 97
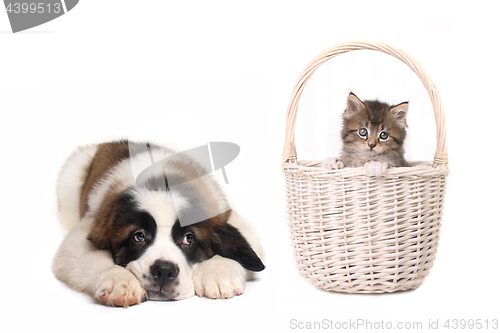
321, 93, 409, 176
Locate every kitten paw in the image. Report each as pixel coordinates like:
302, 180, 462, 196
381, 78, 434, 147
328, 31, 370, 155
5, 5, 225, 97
321, 158, 344, 170
364, 161, 388, 177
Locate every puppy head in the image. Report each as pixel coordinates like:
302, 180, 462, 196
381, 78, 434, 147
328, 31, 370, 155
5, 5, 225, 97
87, 186, 264, 301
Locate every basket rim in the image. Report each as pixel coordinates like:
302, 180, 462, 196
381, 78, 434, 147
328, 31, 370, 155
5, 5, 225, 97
281, 40, 448, 169
283, 160, 449, 178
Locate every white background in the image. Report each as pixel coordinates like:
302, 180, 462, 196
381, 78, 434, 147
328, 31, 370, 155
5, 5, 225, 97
1, 1, 499, 332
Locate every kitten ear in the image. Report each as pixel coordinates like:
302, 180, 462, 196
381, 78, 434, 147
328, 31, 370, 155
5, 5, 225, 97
390, 102, 409, 127
345, 93, 364, 116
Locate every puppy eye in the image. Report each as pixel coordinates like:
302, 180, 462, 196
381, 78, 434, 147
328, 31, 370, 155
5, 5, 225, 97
182, 233, 193, 246
358, 128, 368, 137
379, 131, 389, 140
133, 231, 146, 242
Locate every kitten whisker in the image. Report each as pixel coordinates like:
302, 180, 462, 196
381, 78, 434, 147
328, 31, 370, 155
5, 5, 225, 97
325, 93, 408, 172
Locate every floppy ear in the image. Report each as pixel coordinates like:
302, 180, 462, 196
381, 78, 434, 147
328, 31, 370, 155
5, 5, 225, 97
209, 223, 265, 272
87, 214, 115, 250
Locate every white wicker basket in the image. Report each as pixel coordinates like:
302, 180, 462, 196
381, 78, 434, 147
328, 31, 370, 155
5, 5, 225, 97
282, 41, 449, 293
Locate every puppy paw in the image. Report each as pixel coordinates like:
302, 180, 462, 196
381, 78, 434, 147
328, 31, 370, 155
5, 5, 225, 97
192, 256, 246, 300
364, 161, 388, 177
96, 266, 146, 307
321, 158, 344, 170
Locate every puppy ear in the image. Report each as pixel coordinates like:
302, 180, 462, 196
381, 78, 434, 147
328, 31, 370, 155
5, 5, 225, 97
209, 223, 265, 272
87, 217, 112, 250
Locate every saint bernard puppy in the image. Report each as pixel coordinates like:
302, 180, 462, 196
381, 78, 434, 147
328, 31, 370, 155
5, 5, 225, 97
53, 141, 265, 307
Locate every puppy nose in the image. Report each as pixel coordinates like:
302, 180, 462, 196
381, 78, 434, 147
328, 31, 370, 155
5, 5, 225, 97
368, 142, 376, 149
150, 260, 179, 285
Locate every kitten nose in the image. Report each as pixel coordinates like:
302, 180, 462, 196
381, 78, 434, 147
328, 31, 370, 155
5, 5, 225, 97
368, 142, 376, 149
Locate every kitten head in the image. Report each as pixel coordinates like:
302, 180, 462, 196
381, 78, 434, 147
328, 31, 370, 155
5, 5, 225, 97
341, 93, 408, 162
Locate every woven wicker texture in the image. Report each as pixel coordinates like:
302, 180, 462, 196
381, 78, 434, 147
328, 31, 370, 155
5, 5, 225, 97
282, 41, 449, 293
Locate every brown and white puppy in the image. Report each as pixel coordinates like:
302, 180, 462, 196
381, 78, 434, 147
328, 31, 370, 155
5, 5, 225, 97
53, 141, 264, 307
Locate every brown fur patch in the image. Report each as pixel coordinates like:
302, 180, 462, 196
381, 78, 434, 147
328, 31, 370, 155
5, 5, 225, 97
86, 192, 127, 250
340, 93, 408, 167
169, 209, 264, 271
191, 209, 233, 258
79, 141, 157, 217
81, 141, 154, 252
80, 141, 130, 217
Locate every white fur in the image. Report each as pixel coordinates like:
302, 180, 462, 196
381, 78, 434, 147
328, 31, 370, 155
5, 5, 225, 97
85, 148, 175, 218
85, 147, 228, 220
56, 145, 97, 230
126, 189, 195, 301
131, 187, 189, 225
320, 158, 345, 170
364, 161, 388, 177
321, 158, 390, 176
52, 215, 146, 307
53, 143, 263, 306
192, 255, 246, 299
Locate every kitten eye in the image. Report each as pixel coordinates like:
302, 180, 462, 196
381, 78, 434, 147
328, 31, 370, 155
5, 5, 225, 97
379, 131, 389, 140
358, 128, 368, 137
133, 231, 146, 243
182, 233, 193, 246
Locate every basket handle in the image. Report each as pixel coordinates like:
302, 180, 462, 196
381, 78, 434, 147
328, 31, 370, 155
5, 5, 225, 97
282, 40, 448, 168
